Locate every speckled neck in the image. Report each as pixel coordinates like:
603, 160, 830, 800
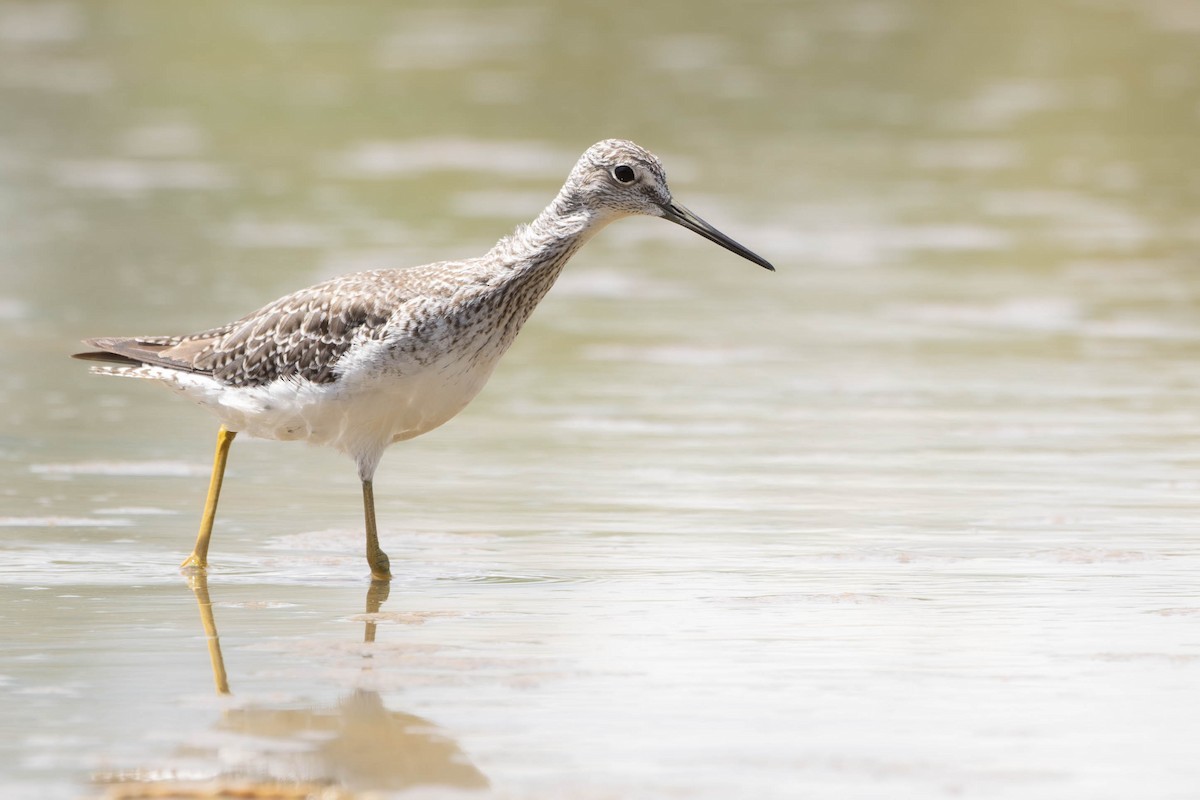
484, 178, 622, 278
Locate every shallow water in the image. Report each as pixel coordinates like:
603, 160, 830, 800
2, 1, 1200, 798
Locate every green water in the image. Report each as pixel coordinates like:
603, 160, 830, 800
2, 1, 1199, 798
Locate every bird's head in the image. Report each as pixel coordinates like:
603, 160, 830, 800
563, 139, 774, 271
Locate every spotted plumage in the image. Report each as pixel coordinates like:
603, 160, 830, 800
74, 139, 774, 579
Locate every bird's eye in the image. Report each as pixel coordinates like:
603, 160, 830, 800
612, 165, 636, 184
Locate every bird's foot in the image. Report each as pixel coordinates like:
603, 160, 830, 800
180, 552, 208, 575
369, 550, 392, 581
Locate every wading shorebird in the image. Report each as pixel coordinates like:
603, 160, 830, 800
74, 139, 774, 580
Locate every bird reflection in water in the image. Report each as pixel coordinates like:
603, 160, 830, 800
93, 576, 488, 798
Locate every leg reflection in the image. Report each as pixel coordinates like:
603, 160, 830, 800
187, 573, 230, 694
364, 579, 391, 644
189, 573, 396, 693
173, 574, 488, 792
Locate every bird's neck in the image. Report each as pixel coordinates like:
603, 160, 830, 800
450, 190, 610, 358
486, 189, 615, 278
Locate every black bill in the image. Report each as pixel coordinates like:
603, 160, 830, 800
661, 202, 775, 272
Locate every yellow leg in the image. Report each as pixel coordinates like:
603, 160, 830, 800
181, 426, 237, 571
362, 479, 392, 580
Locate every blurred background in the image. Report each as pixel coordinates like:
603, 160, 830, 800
2, 1, 1199, 798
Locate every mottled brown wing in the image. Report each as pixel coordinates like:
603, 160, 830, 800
74, 273, 404, 388
176, 281, 395, 387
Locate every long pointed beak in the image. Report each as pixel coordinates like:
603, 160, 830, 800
660, 202, 775, 272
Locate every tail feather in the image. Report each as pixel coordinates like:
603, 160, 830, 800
72, 336, 197, 372
72, 349, 143, 367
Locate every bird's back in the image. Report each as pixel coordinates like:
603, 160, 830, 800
77, 262, 472, 384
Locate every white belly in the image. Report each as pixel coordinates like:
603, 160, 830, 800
128, 341, 501, 477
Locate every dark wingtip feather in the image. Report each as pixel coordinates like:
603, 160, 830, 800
72, 349, 142, 366
71, 336, 206, 373
72, 337, 147, 367
72, 338, 137, 367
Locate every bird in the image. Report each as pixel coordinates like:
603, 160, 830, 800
73, 139, 774, 580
